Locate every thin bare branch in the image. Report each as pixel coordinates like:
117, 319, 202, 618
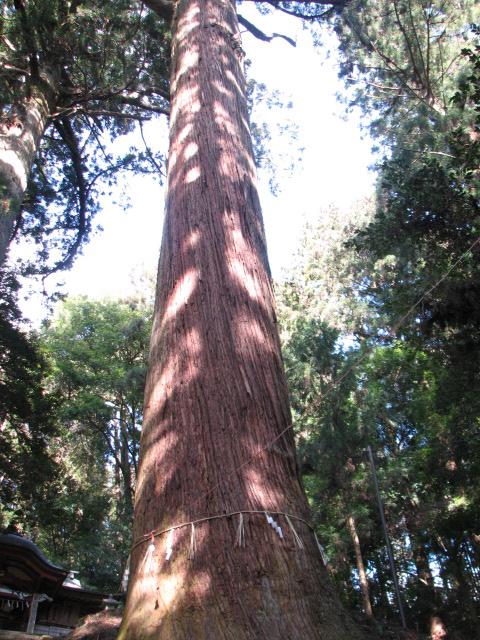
260, 0, 343, 21
238, 14, 296, 46
139, 120, 165, 176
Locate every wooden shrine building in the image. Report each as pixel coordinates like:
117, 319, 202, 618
0, 534, 113, 636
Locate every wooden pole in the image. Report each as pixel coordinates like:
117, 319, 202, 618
26, 594, 40, 634
367, 446, 407, 629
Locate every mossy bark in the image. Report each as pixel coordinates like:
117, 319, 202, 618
120, 1, 364, 638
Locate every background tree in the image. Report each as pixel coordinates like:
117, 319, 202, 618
332, 0, 478, 145
39, 295, 152, 585
333, 16, 480, 633
0, 0, 170, 273
1, 293, 152, 591
0, 265, 58, 538
276, 179, 480, 637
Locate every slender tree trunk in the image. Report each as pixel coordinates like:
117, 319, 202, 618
114, 415, 122, 489
120, 404, 134, 515
129, 405, 140, 477
120, 1, 363, 638
0, 81, 55, 264
347, 514, 374, 619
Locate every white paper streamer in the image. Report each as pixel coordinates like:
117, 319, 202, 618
265, 512, 283, 539
165, 528, 174, 561
134, 511, 319, 566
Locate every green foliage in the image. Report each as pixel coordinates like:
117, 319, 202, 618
36, 295, 152, 589
245, 61, 302, 194
276, 14, 480, 628
2, 0, 478, 627
0, 264, 58, 532
298, 7, 480, 633
277, 189, 480, 634
331, 3, 480, 345
277, 201, 375, 335
1, 294, 152, 590
332, 0, 479, 148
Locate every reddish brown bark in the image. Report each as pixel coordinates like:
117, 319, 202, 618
120, 1, 363, 638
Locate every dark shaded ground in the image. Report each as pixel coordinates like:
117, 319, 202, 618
354, 617, 427, 640
67, 609, 431, 640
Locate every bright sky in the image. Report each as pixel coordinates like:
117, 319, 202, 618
19, 5, 375, 322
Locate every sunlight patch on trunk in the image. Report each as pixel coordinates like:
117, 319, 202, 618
161, 268, 199, 328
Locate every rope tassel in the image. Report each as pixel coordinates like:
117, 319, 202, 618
314, 531, 328, 566
235, 512, 246, 547
285, 514, 304, 549
188, 523, 197, 560
140, 533, 156, 573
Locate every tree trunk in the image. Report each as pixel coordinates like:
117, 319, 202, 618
120, 403, 134, 516
114, 414, 122, 490
0, 82, 55, 265
346, 514, 374, 619
120, 1, 363, 638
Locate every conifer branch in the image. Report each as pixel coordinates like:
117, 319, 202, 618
50, 118, 88, 273
12, 0, 39, 80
